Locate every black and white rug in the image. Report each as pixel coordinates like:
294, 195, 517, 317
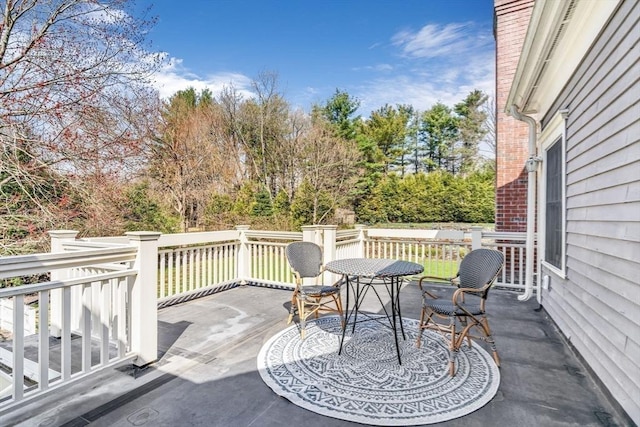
257, 315, 500, 426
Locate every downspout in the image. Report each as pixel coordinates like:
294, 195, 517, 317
510, 105, 541, 302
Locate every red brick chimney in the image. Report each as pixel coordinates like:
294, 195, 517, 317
494, 0, 535, 232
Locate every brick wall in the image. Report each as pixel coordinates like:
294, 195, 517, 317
494, 0, 534, 232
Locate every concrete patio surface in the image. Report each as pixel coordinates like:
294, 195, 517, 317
1, 283, 631, 427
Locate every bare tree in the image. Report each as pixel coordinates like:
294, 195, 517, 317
247, 71, 289, 194
217, 84, 258, 183
278, 108, 308, 199
0, 0, 163, 252
298, 117, 361, 224
149, 88, 245, 231
481, 95, 496, 158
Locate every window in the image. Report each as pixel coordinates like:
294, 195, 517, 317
545, 138, 563, 269
539, 110, 567, 276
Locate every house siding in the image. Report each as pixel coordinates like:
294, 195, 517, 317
540, 0, 640, 422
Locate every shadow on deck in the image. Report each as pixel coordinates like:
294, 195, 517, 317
0, 283, 629, 427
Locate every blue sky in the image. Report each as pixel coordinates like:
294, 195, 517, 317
143, 0, 496, 116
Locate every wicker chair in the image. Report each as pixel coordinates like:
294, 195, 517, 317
285, 242, 344, 339
416, 248, 504, 376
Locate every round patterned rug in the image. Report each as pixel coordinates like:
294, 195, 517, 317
257, 315, 500, 426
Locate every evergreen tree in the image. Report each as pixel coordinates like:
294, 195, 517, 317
419, 103, 459, 173
252, 187, 274, 217
273, 189, 291, 216
123, 182, 179, 233
315, 89, 361, 140
454, 90, 489, 174
362, 104, 413, 174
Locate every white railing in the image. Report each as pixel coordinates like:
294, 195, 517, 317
158, 242, 239, 302
0, 245, 139, 410
478, 231, 528, 289
335, 228, 362, 259
0, 225, 533, 411
359, 228, 530, 288
243, 230, 300, 287
362, 229, 468, 279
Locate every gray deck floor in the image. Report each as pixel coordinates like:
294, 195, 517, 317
1, 283, 630, 427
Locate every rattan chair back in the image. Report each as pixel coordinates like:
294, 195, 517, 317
285, 241, 323, 279
458, 248, 504, 291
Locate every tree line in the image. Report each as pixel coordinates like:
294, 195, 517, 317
0, 0, 495, 255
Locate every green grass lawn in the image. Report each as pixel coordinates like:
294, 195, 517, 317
419, 259, 458, 279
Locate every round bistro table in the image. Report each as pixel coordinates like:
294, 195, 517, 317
325, 258, 424, 364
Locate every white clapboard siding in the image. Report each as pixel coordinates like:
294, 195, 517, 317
540, 0, 640, 422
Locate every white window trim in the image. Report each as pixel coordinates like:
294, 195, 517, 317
538, 111, 567, 278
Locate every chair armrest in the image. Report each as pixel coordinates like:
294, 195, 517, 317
332, 275, 348, 287
419, 275, 453, 282
452, 286, 486, 303
418, 275, 455, 288
418, 276, 446, 299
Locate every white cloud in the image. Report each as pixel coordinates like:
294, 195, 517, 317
151, 57, 254, 100
356, 65, 494, 116
392, 22, 481, 59
370, 63, 394, 72
352, 63, 394, 73
356, 77, 458, 114
352, 22, 495, 116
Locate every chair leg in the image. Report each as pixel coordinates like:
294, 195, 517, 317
287, 292, 297, 325
298, 298, 306, 339
448, 316, 457, 376
459, 317, 473, 348
479, 316, 500, 367
416, 306, 427, 348
314, 296, 321, 319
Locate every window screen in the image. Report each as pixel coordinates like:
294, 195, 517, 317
545, 138, 563, 269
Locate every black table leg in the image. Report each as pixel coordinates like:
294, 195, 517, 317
338, 274, 408, 365
391, 277, 402, 364
397, 278, 406, 340
351, 278, 360, 333
338, 275, 350, 355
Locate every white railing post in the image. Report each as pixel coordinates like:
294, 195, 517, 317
471, 226, 483, 250
322, 225, 338, 284
126, 231, 161, 367
322, 225, 338, 263
355, 224, 366, 258
48, 230, 79, 337
302, 226, 316, 244
235, 225, 250, 284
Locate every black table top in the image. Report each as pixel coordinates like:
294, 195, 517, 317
325, 258, 424, 278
